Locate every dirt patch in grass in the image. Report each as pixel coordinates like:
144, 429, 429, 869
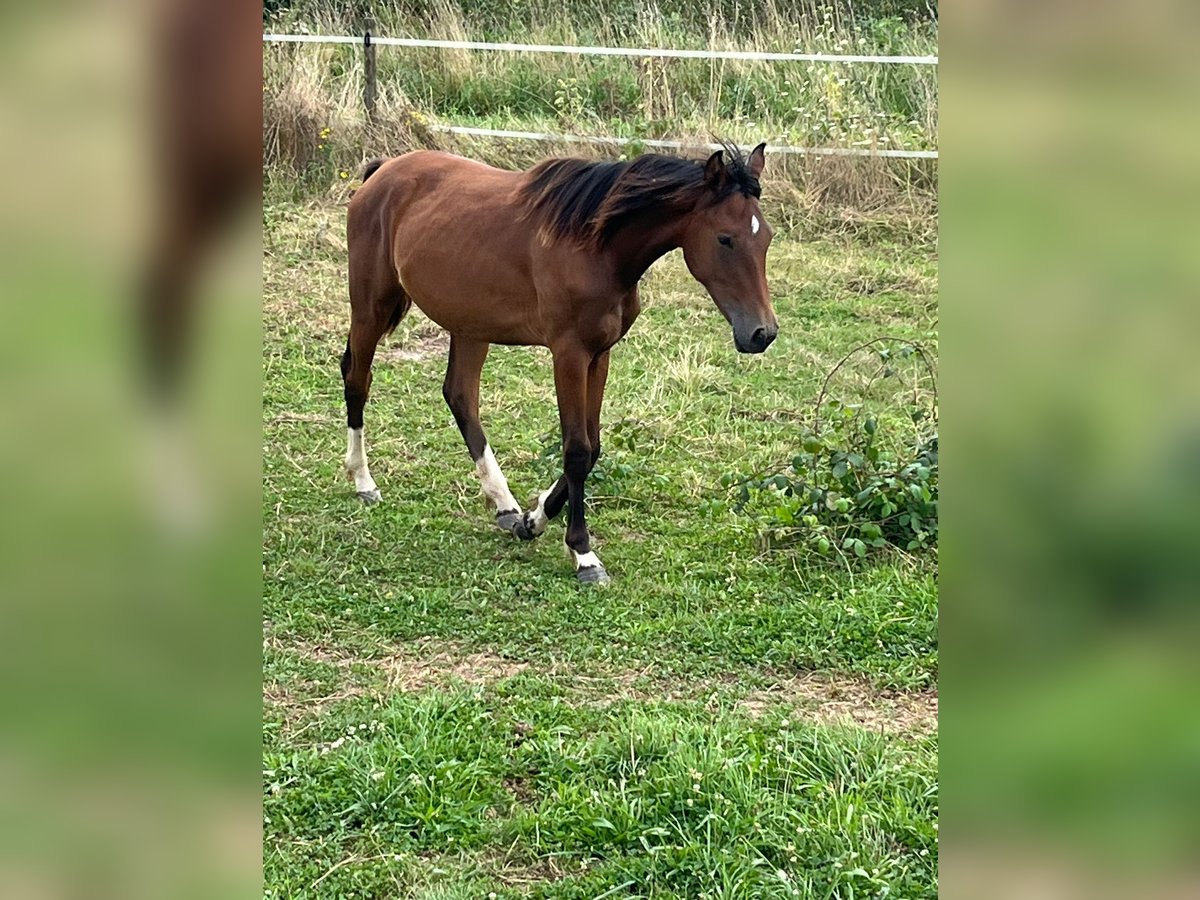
263, 680, 294, 710
494, 857, 573, 889
378, 643, 529, 691
731, 407, 810, 423
476, 850, 574, 889
268, 411, 334, 426
265, 631, 530, 735
503, 774, 537, 806
844, 271, 933, 297
282, 635, 528, 692
380, 320, 450, 363
552, 668, 936, 735
266, 632, 934, 736
407, 848, 574, 891
737, 672, 937, 734
263, 678, 365, 734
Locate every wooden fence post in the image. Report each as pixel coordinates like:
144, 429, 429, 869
363, 19, 377, 124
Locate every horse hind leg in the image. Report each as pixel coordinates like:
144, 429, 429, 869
442, 335, 523, 530
342, 289, 410, 503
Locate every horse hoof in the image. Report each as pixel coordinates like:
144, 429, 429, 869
576, 564, 610, 585
356, 488, 382, 504
510, 515, 538, 542
495, 509, 521, 532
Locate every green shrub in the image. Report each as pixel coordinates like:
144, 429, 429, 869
716, 340, 937, 562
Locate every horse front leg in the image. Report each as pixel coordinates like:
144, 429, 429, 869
550, 347, 609, 583
515, 350, 608, 542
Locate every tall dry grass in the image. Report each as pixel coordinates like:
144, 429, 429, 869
262, 0, 937, 241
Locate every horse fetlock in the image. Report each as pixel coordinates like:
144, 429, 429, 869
570, 548, 610, 584
511, 486, 554, 540
345, 459, 378, 495
511, 510, 543, 541
495, 509, 522, 533
344, 426, 381, 500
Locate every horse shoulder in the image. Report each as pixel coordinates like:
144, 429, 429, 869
534, 270, 637, 352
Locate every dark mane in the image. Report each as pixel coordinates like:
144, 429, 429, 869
518, 143, 761, 247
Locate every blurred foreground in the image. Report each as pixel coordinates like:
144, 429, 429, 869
946, 0, 1200, 896
0, 1, 261, 897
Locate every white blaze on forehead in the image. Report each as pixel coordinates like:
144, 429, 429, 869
751, 214, 760, 235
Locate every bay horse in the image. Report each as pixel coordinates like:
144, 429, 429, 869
342, 143, 777, 583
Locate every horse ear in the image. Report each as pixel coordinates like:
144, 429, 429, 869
748, 143, 767, 179
703, 150, 727, 187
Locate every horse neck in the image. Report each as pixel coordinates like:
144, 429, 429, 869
606, 207, 691, 288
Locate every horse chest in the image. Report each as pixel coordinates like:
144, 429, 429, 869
618, 290, 642, 336
581, 290, 641, 351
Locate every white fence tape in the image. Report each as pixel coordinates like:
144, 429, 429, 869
263, 33, 938, 160
431, 125, 938, 159
262, 33, 937, 65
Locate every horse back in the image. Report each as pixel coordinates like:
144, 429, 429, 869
348, 151, 548, 343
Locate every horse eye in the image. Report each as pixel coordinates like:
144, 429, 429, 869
718, 235, 733, 247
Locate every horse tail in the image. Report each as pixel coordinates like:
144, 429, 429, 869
384, 295, 410, 336
362, 158, 386, 182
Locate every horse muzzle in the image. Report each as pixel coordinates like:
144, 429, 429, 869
733, 322, 778, 354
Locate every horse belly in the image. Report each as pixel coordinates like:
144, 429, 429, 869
396, 246, 539, 345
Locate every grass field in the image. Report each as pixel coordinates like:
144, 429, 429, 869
262, 194, 938, 897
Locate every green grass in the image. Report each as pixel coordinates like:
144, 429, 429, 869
263, 198, 937, 897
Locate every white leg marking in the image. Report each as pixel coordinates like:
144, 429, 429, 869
142, 409, 209, 534
345, 427, 378, 495
572, 550, 602, 570
524, 485, 554, 536
475, 445, 520, 512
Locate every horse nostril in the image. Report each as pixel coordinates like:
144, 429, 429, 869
751, 327, 775, 350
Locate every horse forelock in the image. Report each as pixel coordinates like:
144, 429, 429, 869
713, 141, 762, 200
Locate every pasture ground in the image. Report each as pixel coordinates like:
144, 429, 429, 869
263, 199, 938, 899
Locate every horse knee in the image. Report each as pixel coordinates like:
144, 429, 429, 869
340, 345, 352, 380
589, 442, 601, 470
563, 441, 592, 480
